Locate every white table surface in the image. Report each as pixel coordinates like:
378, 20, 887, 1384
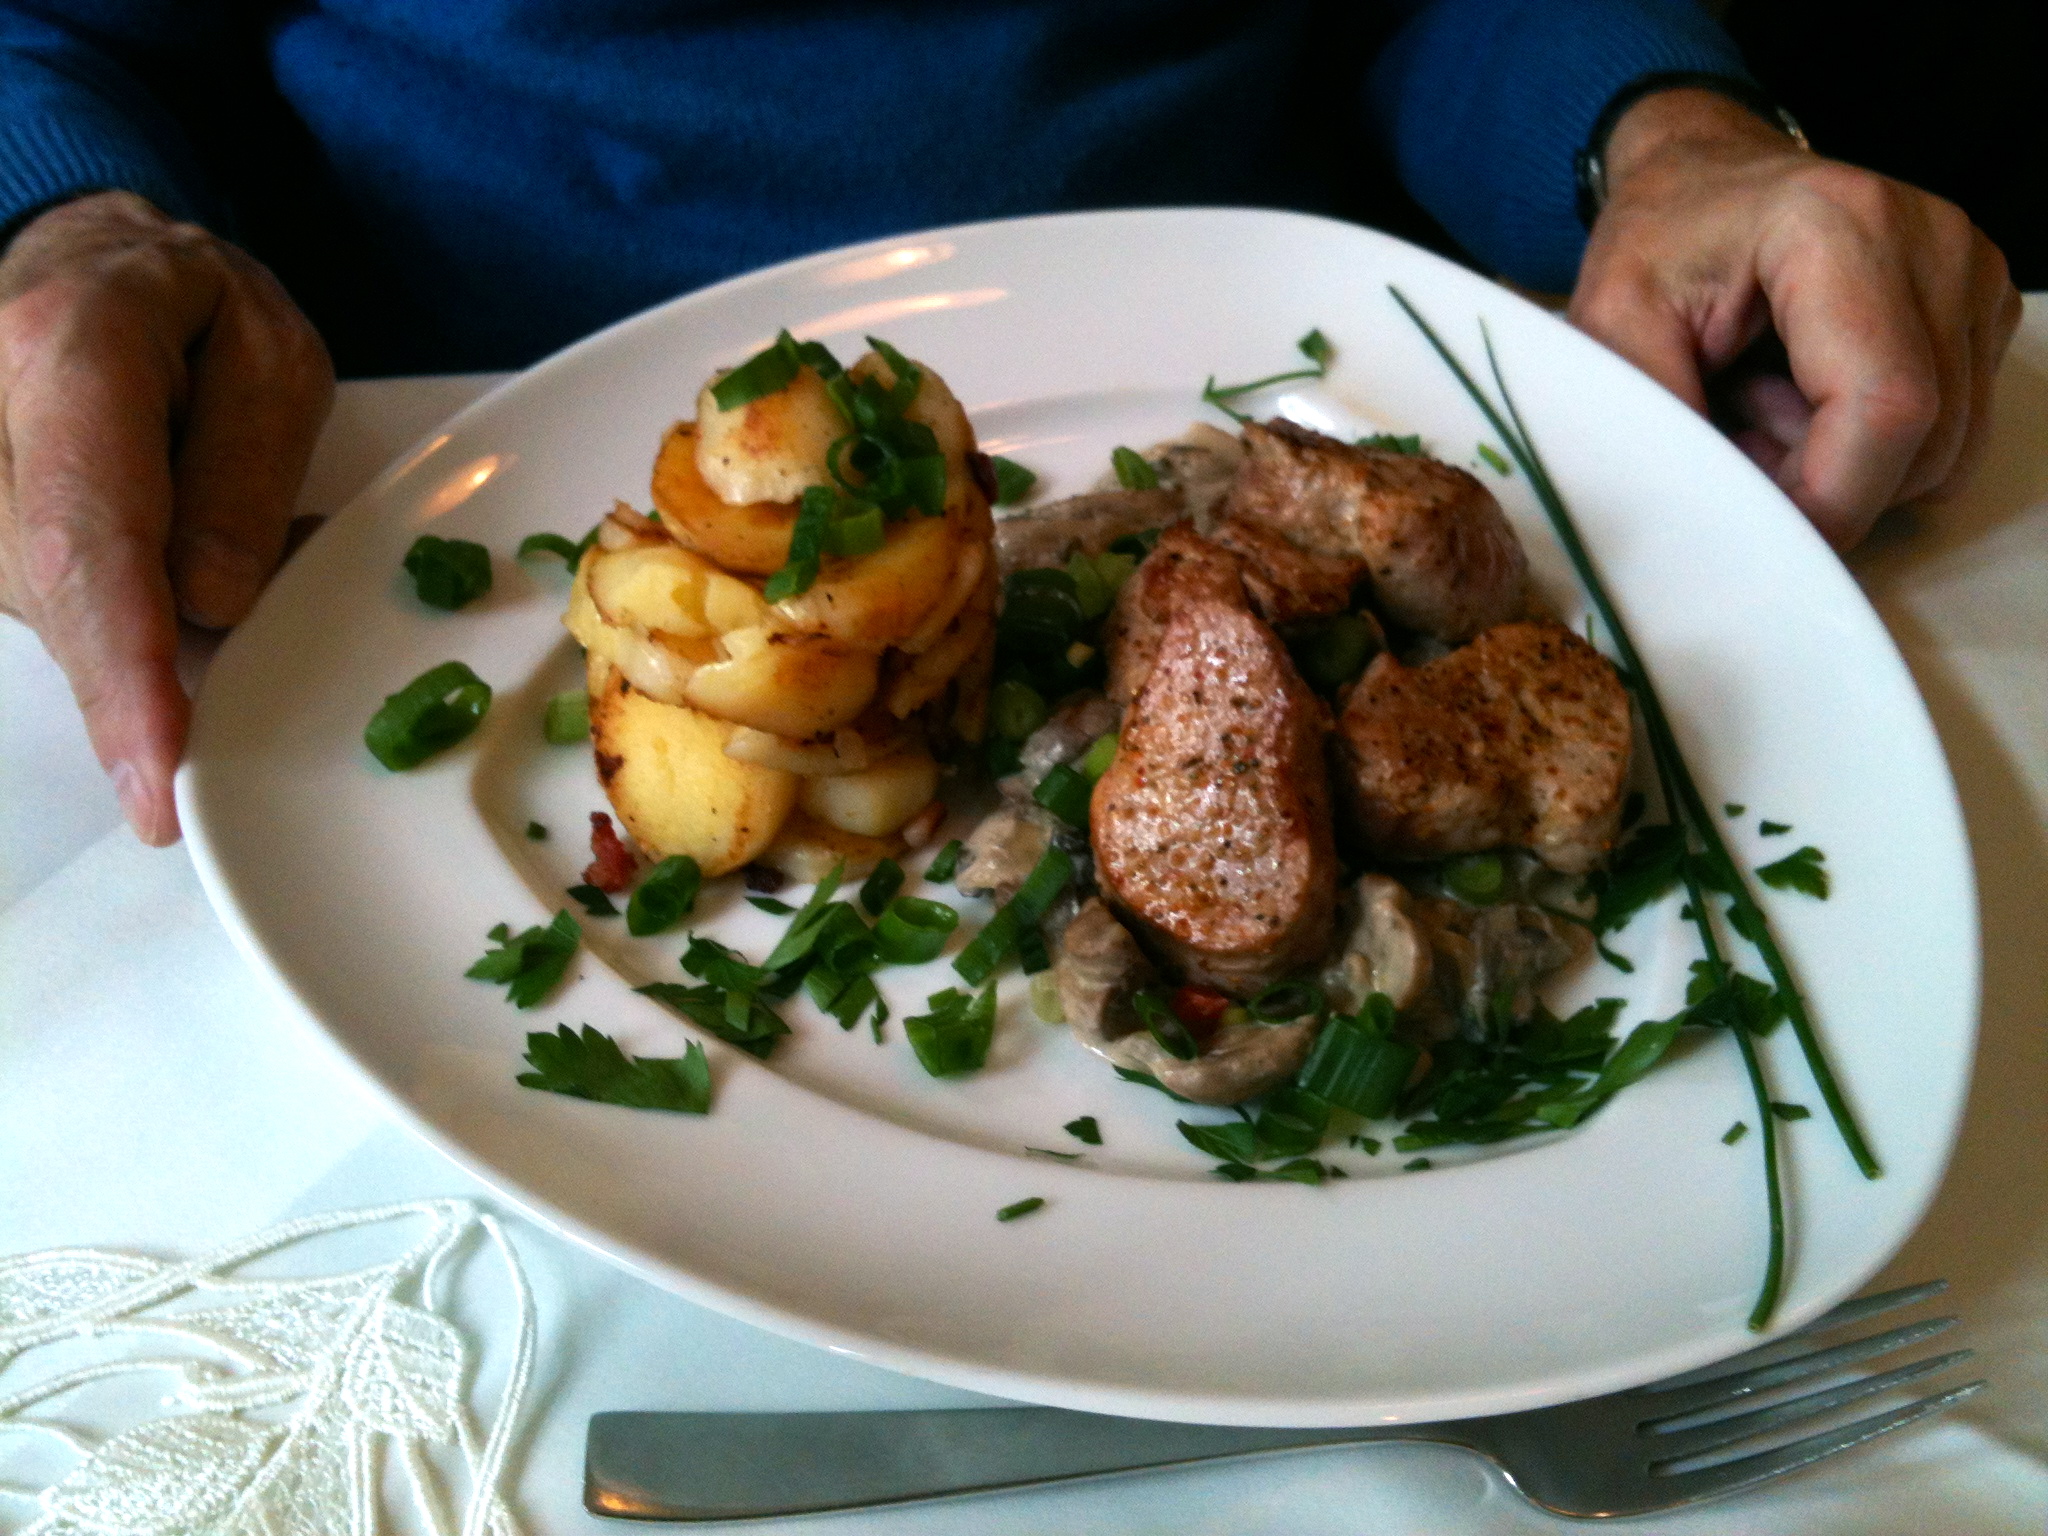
4, 302, 2047, 1534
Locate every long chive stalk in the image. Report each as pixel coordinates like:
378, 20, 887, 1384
1388, 286, 1879, 1325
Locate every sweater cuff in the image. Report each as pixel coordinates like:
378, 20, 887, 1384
1367, 0, 1752, 293
0, 47, 214, 248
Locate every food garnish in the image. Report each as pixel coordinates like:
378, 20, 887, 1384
566, 883, 619, 917
905, 985, 998, 1076
995, 1197, 1046, 1222
1109, 447, 1158, 491
990, 456, 1037, 505
364, 661, 491, 769
467, 911, 579, 1008
543, 689, 590, 744
1392, 287, 1876, 1327
1064, 1115, 1102, 1145
519, 1024, 711, 1114
626, 855, 704, 936
858, 858, 905, 916
1757, 846, 1828, 899
525, 821, 548, 841
403, 534, 492, 610
1200, 329, 1334, 423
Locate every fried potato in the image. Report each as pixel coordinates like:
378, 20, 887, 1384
757, 811, 905, 883
724, 716, 911, 777
767, 509, 959, 647
585, 543, 721, 639
653, 423, 797, 576
694, 362, 844, 506
799, 750, 942, 838
588, 658, 798, 876
881, 565, 996, 718
682, 626, 879, 737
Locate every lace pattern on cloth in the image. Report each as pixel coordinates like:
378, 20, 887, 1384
0, 1201, 531, 1536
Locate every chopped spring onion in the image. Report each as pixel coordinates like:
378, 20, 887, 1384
989, 679, 1049, 743
1032, 763, 1092, 827
626, 856, 703, 936
1064, 1115, 1102, 1145
543, 689, 590, 745
1294, 1011, 1416, 1119
825, 504, 886, 558
365, 661, 492, 770
1476, 442, 1512, 475
1249, 979, 1326, 1023
1080, 732, 1119, 782
517, 532, 577, 563
1356, 432, 1422, 454
524, 821, 547, 841
1015, 923, 1051, 975
874, 897, 959, 965
905, 984, 998, 1076
953, 847, 1073, 985
996, 1197, 1046, 1222
924, 839, 965, 883
1283, 612, 1378, 694
990, 456, 1037, 505
710, 329, 805, 410
1029, 971, 1065, 1022
763, 485, 835, 603
859, 858, 905, 916
1442, 852, 1505, 905
403, 534, 492, 610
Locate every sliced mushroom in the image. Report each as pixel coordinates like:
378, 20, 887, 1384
1054, 897, 1157, 1048
998, 691, 1121, 802
992, 489, 1183, 575
1413, 896, 1588, 1032
954, 804, 1060, 905
1149, 422, 1244, 527
1321, 874, 1433, 1015
1053, 897, 1320, 1106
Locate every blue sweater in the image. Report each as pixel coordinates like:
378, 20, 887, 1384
0, 1, 1747, 374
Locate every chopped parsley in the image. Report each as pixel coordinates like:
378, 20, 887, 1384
1757, 846, 1829, 898
1110, 446, 1158, 491
518, 1025, 710, 1114
566, 883, 619, 917
467, 911, 579, 1008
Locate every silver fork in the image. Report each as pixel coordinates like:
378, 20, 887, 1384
585, 1280, 1985, 1522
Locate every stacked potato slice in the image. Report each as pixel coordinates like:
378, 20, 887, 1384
564, 347, 995, 878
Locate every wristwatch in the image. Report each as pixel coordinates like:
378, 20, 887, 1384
1574, 71, 1810, 227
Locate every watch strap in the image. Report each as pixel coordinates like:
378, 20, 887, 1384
1574, 71, 1810, 227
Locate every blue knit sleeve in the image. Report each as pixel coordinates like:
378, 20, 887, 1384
0, 4, 220, 242
1367, 0, 1752, 293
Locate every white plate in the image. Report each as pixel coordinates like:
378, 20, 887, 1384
179, 208, 1977, 1427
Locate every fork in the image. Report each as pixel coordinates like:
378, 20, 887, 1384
584, 1280, 1985, 1521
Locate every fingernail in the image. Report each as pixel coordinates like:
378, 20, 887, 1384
111, 759, 177, 846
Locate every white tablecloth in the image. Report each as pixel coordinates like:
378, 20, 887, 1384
4, 304, 2047, 1534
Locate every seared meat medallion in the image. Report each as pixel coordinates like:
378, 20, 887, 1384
1102, 523, 1250, 705
1337, 619, 1632, 875
1224, 419, 1527, 642
1091, 588, 1339, 995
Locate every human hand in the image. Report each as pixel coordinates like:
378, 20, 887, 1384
0, 191, 333, 845
1568, 88, 2021, 551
